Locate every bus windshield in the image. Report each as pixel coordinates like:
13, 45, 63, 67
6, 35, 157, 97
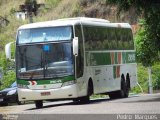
18, 26, 72, 44
16, 42, 74, 79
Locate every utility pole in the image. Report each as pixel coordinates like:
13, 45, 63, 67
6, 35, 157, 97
28, 10, 33, 23
148, 66, 153, 94
20, 0, 40, 23
28, 0, 33, 23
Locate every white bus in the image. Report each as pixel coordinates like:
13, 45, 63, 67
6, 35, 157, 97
6, 17, 137, 108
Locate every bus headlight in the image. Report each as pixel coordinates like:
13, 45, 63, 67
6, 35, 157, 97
62, 80, 75, 87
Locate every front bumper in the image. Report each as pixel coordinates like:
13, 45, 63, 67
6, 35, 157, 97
18, 84, 78, 101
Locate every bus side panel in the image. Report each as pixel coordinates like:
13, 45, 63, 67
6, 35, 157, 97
93, 65, 116, 93
85, 52, 137, 94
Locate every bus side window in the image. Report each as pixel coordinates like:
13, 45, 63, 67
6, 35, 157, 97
128, 29, 134, 49
108, 28, 117, 50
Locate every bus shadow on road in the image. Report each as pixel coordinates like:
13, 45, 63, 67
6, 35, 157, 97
25, 98, 112, 111
136, 97, 160, 103
124, 96, 160, 103
25, 94, 160, 111
113, 93, 160, 103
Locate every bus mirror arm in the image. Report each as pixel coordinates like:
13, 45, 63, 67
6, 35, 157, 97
73, 37, 78, 56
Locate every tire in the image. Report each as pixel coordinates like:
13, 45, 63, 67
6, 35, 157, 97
125, 74, 130, 98
17, 96, 25, 105
109, 75, 129, 99
17, 100, 25, 105
124, 88, 129, 98
118, 76, 126, 98
79, 80, 93, 104
35, 100, 43, 109
109, 91, 119, 99
17, 100, 22, 105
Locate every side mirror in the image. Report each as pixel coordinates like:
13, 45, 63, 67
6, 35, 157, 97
73, 37, 78, 56
5, 42, 15, 60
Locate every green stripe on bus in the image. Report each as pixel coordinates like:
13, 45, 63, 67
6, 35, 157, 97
17, 75, 75, 85
90, 53, 111, 66
114, 52, 118, 64
122, 52, 126, 63
113, 66, 116, 79
86, 51, 135, 66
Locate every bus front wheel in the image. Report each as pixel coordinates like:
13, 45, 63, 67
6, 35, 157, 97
80, 80, 93, 104
35, 100, 43, 109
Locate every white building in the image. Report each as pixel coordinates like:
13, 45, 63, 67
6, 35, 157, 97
15, 12, 27, 20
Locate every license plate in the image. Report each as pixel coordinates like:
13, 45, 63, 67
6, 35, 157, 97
41, 92, 51, 96
0, 99, 3, 102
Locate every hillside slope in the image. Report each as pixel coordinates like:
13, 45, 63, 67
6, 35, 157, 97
0, 0, 25, 17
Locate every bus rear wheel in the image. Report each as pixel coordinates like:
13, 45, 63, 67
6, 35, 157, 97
118, 76, 126, 98
109, 75, 127, 99
35, 100, 43, 109
108, 91, 118, 99
124, 74, 130, 98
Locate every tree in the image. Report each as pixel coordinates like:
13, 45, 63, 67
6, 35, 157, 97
106, 0, 160, 93
20, 0, 39, 23
135, 20, 159, 67
24, 0, 38, 16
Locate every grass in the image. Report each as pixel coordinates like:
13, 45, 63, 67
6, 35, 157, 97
91, 94, 108, 99
36, 0, 79, 21
0, 0, 25, 17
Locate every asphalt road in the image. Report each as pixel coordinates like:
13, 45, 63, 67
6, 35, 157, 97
0, 93, 160, 115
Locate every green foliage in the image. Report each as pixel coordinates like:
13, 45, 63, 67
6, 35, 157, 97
0, 70, 16, 90
0, 16, 20, 91
152, 64, 160, 90
91, 94, 107, 99
135, 20, 158, 66
25, 0, 36, 4
132, 63, 160, 93
45, 0, 62, 8
0, 52, 15, 90
132, 64, 148, 93
106, 0, 156, 14
10, 8, 16, 15
0, 52, 7, 72
72, 2, 81, 17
